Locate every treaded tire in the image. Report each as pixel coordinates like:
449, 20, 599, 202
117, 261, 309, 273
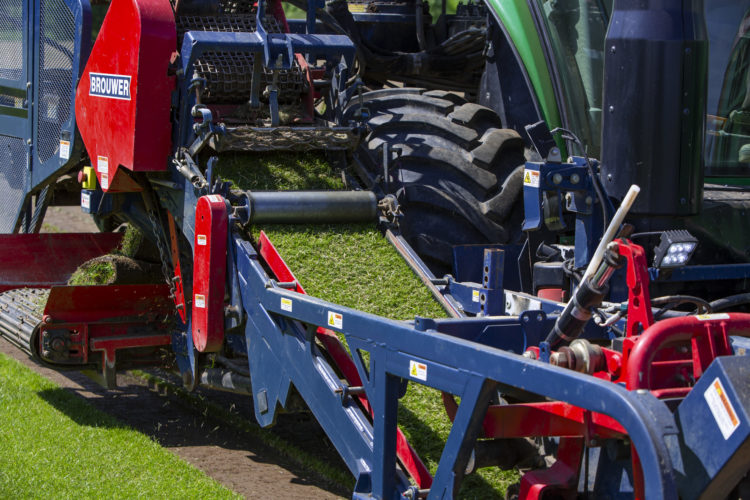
345, 88, 527, 274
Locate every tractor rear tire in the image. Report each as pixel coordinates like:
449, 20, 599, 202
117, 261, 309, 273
345, 88, 527, 274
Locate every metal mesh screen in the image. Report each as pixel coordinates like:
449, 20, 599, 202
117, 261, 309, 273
177, 14, 305, 104
0, 135, 27, 232
219, 0, 255, 14
0, 1, 25, 82
37, 0, 75, 163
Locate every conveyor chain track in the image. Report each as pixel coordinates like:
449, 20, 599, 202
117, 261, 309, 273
0, 288, 46, 355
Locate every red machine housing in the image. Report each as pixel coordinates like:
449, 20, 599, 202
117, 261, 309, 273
75, 0, 175, 192
192, 195, 229, 352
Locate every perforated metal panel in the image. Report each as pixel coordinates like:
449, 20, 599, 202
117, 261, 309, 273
0, 1, 25, 82
177, 14, 305, 104
36, 0, 75, 163
0, 135, 27, 233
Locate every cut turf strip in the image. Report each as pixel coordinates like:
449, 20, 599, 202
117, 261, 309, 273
217, 152, 516, 496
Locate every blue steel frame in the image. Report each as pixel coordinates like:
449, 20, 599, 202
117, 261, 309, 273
30, 0, 91, 187
230, 225, 680, 499
0, 0, 90, 232
174, 2, 355, 149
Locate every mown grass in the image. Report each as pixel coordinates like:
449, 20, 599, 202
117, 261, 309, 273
0, 353, 239, 499
216, 151, 516, 496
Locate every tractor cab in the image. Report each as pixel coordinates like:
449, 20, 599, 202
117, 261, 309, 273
532, 0, 750, 184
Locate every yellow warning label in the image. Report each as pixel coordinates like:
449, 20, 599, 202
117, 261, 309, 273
281, 297, 293, 312
348, 3, 367, 12
327, 311, 343, 329
523, 169, 540, 187
409, 360, 427, 381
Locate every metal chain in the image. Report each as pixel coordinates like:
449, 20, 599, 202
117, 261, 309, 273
148, 211, 178, 301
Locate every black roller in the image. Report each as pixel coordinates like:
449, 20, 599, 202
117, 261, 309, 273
243, 190, 378, 224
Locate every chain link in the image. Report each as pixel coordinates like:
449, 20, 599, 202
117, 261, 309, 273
148, 211, 178, 302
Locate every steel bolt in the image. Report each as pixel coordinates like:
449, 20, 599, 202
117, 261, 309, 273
585, 196, 593, 205
570, 173, 580, 184
552, 173, 563, 185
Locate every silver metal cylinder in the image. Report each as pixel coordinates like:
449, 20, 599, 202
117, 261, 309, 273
246, 190, 377, 224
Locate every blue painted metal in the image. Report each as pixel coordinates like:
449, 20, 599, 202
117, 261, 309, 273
444, 248, 506, 315
675, 356, 750, 500
0, 0, 90, 233
649, 263, 750, 282
175, 27, 355, 155
231, 228, 680, 499
522, 156, 609, 268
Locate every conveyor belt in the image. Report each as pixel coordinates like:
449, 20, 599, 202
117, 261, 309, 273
0, 288, 46, 355
216, 152, 446, 320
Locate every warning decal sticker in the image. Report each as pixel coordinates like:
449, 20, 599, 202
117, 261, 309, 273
60, 140, 70, 160
327, 311, 343, 329
281, 297, 293, 312
197, 234, 207, 246
704, 377, 740, 440
194, 294, 206, 309
409, 360, 427, 381
523, 169, 540, 187
97, 155, 108, 173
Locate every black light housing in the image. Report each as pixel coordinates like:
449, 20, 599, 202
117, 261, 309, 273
653, 230, 698, 268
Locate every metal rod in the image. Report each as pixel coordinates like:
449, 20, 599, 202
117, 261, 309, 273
581, 184, 640, 283
246, 190, 377, 224
199, 368, 253, 395
384, 229, 464, 318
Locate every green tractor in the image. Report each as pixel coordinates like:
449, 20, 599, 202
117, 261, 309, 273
333, 0, 750, 297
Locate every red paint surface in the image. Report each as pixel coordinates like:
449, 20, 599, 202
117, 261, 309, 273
0, 233, 122, 292
75, 0, 175, 192
624, 313, 749, 391
167, 213, 187, 323
192, 195, 229, 352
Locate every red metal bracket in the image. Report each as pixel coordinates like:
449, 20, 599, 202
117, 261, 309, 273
192, 195, 229, 352
40, 284, 173, 387
614, 239, 654, 337
167, 213, 187, 322
519, 437, 583, 499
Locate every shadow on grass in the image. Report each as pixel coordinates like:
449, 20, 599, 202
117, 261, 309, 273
34, 368, 350, 497
37, 387, 130, 429
215, 151, 343, 191
398, 403, 507, 498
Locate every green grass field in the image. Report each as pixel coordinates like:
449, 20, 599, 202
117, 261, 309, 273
0, 353, 238, 499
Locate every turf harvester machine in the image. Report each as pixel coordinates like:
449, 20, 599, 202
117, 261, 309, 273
0, 0, 750, 497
